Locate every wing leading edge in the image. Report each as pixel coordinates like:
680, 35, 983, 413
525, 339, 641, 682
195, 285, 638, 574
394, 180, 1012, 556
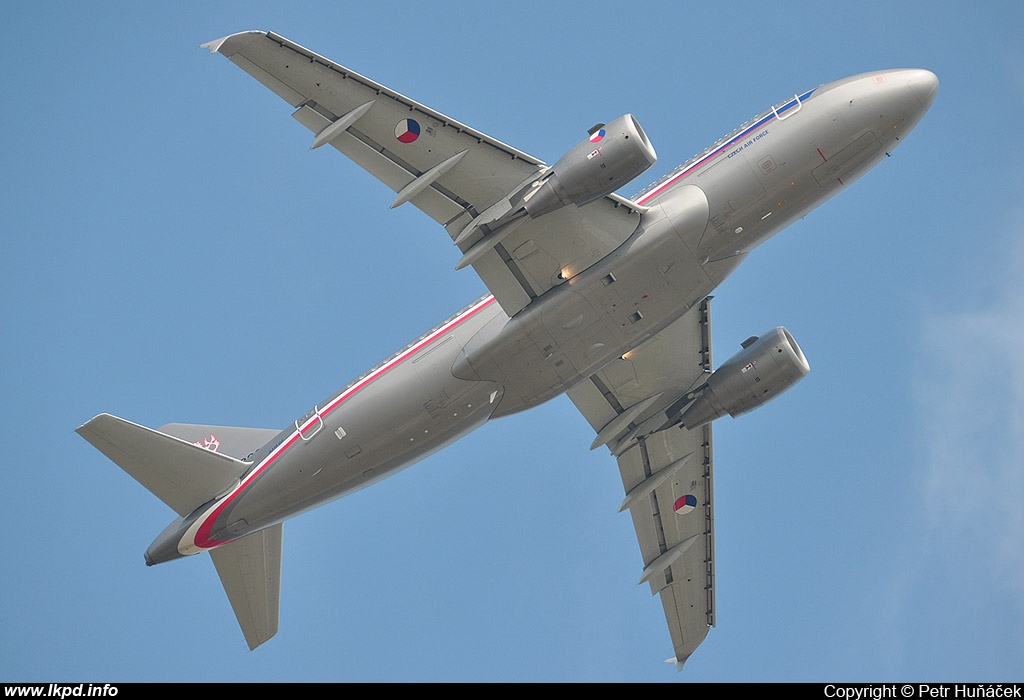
566, 299, 716, 667
204, 31, 644, 317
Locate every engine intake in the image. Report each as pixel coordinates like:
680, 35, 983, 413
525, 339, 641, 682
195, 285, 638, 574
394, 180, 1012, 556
679, 327, 810, 428
523, 114, 657, 218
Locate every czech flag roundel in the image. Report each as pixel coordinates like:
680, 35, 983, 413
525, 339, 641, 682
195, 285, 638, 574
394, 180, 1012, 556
395, 118, 420, 143
674, 494, 697, 515
589, 128, 606, 143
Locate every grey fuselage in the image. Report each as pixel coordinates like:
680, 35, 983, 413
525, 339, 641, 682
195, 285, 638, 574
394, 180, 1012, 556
147, 69, 937, 564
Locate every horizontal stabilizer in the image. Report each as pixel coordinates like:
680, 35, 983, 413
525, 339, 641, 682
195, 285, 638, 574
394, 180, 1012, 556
77, 414, 252, 517
210, 524, 283, 650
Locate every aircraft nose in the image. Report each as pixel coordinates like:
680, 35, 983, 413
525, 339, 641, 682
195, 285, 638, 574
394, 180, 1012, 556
906, 69, 939, 110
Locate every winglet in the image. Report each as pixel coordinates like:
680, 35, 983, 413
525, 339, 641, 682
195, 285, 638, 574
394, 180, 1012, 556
200, 36, 230, 54
665, 656, 688, 671
201, 30, 265, 55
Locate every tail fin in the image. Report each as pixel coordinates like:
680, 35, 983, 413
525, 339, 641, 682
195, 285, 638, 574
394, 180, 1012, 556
210, 523, 283, 650
77, 413, 285, 649
158, 422, 281, 464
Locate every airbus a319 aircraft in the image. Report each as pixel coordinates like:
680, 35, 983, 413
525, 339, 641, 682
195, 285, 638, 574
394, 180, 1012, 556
77, 30, 937, 667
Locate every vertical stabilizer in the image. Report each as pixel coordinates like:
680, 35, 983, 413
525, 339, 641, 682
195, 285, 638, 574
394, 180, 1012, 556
209, 524, 283, 650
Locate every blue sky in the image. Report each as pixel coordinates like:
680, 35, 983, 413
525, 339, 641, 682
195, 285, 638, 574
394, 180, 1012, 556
3, 0, 1022, 682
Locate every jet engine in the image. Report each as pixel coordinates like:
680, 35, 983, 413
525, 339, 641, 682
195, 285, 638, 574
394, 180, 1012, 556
679, 327, 810, 429
522, 114, 657, 218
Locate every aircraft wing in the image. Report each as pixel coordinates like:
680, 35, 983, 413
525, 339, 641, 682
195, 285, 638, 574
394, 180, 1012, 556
565, 298, 716, 668
205, 31, 644, 316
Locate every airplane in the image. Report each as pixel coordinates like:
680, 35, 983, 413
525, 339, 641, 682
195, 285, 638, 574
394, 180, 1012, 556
76, 30, 937, 668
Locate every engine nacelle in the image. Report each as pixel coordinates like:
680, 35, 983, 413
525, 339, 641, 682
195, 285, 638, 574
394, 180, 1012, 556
523, 114, 657, 218
679, 327, 810, 429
